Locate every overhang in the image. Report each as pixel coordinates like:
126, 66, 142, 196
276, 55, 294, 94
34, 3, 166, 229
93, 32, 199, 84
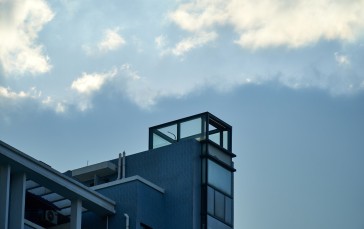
0, 140, 116, 216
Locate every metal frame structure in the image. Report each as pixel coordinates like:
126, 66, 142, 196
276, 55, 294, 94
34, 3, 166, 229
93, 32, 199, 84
149, 112, 233, 152
0, 140, 116, 229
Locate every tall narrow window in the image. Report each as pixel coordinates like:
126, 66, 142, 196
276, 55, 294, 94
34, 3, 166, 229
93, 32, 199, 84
207, 186, 215, 215
225, 196, 232, 225
215, 191, 225, 220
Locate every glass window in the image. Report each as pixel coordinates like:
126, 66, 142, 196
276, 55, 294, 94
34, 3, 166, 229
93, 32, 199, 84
180, 118, 202, 139
209, 132, 220, 146
223, 131, 229, 150
215, 190, 225, 220
207, 186, 234, 226
208, 124, 217, 133
157, 124, 177, 140
208, 160, 232, 195
207, 215, 232, 229
153, 133, 171, 149
207, 186, 215, 214
208, 144, 232, 165
225, 196, 232, 225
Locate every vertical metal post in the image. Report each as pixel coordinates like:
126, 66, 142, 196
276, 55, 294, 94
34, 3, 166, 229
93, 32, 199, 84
70, 199, 82, 229
0, 165, 10, 229
122, 151, 126, 179
9, 172, 26, 229
149, 128, 153, 149
177, 122, 181, 142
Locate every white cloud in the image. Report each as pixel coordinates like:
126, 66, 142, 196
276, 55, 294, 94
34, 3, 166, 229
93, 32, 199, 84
41, 96, 67, 113
334, 52, 350, 66
70, 69, 117, 111
0, 0, 54, 75
159, 31, 217, 56
67, 64, 194, 110
83, 28, 125, 55
71, 69, 117, 95
0, 86, 70, 114
169, 0, 364, 49
0, 86, 40, 100
170, 31, 217, 56
98, 28, 126, 52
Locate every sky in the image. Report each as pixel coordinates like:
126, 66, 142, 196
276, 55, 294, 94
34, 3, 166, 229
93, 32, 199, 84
1, 0, 364, 228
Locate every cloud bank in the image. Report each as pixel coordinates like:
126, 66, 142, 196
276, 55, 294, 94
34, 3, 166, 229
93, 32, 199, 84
0, 0, 54, 75
2, 0, 364, 116
69, 65, 183, 110
169, 0, 364, 49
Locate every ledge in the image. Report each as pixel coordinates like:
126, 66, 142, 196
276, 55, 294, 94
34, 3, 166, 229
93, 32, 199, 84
91, 175, 165, 194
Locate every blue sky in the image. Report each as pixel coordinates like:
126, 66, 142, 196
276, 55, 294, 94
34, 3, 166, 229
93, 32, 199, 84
1, 0, 364, 228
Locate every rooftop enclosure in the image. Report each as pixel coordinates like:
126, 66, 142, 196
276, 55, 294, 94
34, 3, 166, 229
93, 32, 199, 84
149, 112, 236, 229
149, 112, 233, 152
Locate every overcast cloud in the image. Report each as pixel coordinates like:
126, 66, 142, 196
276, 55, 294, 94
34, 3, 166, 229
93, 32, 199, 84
169, 0, 364, 49
0, 0, 364, 114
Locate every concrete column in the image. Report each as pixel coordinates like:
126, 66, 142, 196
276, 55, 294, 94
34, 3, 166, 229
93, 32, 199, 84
70, 199, 82, 229
9, 172, 26, 229
0, 165, 11, 229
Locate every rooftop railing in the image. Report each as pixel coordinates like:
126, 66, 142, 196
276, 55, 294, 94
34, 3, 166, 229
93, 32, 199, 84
149, 112, 232, 152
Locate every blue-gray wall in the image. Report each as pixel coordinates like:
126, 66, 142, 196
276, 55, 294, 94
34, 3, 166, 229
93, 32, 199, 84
83, 139, 202, 229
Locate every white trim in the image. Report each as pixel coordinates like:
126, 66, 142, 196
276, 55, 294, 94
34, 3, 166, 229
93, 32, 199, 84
70, 199, 82, 229
92, 175, 165, 194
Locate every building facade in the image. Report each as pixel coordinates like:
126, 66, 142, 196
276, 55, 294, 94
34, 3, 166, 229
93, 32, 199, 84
0, 112, 236, 229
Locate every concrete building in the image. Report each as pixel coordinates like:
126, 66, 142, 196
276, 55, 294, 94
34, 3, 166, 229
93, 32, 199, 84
0, 112, 236, 229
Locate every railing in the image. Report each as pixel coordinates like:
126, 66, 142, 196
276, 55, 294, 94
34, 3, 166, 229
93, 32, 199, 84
149, 112, 232, 152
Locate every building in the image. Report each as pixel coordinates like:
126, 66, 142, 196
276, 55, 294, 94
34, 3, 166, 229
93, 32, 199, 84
0, 112, 236, 229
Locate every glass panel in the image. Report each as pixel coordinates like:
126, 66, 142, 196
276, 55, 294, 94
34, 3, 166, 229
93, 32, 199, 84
157, 124, 177, 140
225, 196, 232, 225
153, 133, 171, 149
215, 190, 225, 220
208, 144, 232, 165
209, 124, 217, 131
208, 160, 232, 195
180, 118, 202, 139
223, 131, 228, 150
207, 215, 232, 229
207, 186, 215, 214
209, 132, 220, 146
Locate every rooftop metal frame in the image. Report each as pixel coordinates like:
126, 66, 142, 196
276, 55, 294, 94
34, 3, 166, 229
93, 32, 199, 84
149, 112, 234, 154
